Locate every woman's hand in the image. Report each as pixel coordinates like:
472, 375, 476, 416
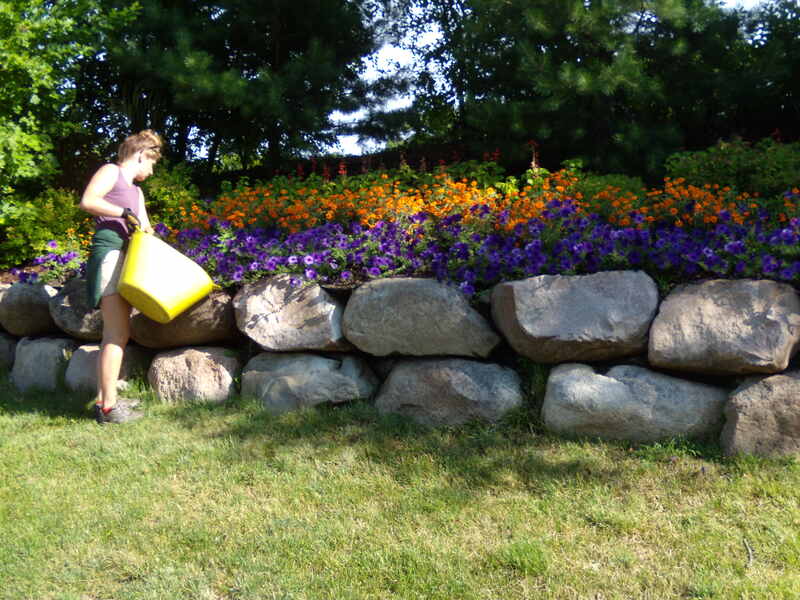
121, 207, 141, 229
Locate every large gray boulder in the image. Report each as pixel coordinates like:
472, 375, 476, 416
343, 278, 500, 357
0, 283, 59, 337
64, 343, 152, 395
233, 274, 351, 352
649, 279, 800, 375
0, 283, 10, 332
242, 352, 379, 414
542, 363, 728, 442
48, 277, 103, 341
720, 372, 800, 457
491, 271, 659, 363
130, 289, 240, 349
148, 346, 241, 404
10, 336, 79, 392
375, 358, 522, 426
0, 331, 17, 371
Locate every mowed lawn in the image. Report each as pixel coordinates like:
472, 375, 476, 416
1, 373, 798, 600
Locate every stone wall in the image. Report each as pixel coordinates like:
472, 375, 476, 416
1, 271, 799, 458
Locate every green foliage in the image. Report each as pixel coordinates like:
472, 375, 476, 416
388, 0, 800, 181
211, 152, 246, 174
515, 358, 551, 411
0, 119, 57, 196
139, 160, 201, 229
665, 137, 800, 197
82, 0, 385, 168
0, 187, 87, 269
571, 172, 647, 204
394, 0, 698, 175
31, 239, 86, 284
378, 159, 509, 192
0, 0, 136, 193
0, 200, 47, 269
439, 160, 506, 187
738, 1, 800, 146
633, 438, 718, 463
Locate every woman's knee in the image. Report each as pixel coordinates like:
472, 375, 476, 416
100, 294, 131, 344
101, 330, 130, 348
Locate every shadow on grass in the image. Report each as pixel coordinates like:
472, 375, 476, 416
0, 372, 156, 422
0, 374, 93, 420
161, 394, 722, 495
0, 371, 754, 496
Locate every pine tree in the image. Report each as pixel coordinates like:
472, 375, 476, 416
72, 0, 386, 168
392, 0, 766, 178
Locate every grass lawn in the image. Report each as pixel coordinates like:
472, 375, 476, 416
1, 372, 798, 600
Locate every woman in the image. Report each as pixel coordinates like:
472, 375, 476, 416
79, 130, 163, 424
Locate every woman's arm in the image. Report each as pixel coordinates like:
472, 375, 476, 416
79, 164, 126, 217
137, 188, 154, 234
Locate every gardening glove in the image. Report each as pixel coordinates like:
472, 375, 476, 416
121, 207, 141, 230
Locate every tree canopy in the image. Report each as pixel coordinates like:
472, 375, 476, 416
367, 0, 798, 178
0, 0, 134, 193
0, 0, 797, 191
71, 0, 400, 167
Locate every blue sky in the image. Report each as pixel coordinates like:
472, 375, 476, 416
333, 0, 766, 156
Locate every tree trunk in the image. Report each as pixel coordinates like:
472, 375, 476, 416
207, 133, 220, 167
268, 130, 282, 171
174, 117, 190, 161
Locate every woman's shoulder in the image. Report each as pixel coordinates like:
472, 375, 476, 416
90, 163, 122, 185
97, 163, 121, 175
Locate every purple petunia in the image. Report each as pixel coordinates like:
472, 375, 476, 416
761, 254, 780, 273
723, 240, 746, 254
126, 190, 800, 293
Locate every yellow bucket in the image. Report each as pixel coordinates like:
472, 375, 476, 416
118, 230, 215, 324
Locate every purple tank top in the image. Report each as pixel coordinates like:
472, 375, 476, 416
95, 166, 141, 239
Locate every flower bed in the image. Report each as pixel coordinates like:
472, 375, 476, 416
19, 163, 800, 295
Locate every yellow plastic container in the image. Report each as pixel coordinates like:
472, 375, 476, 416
118, 230, 215, 324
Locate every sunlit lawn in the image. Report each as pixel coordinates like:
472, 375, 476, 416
1, 372, 798, 600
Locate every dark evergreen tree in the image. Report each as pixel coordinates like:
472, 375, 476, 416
739, 0, 800, 141
384, 0, 791, 179
71, 0, 399, 168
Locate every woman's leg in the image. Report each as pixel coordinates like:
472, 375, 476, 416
97, 293, 131, 410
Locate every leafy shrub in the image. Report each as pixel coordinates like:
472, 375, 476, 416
0, 187, 90, 269
439, 160, 506, 188
140, 160, 200, 229
573, 172, 646, 205
665, 137, 800, 197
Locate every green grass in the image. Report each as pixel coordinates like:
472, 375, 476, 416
1, 373, 798, 600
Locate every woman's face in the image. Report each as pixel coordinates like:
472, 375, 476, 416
134, 156, 157, 181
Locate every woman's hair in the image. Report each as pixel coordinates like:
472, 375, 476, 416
118, 129, 164, 163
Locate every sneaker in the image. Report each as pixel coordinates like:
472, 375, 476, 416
94, 399, 143, 425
